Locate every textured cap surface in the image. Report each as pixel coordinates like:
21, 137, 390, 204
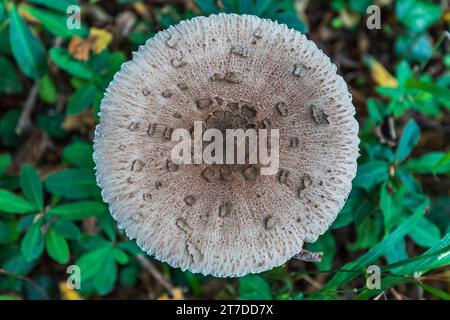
93, 13, 359, 277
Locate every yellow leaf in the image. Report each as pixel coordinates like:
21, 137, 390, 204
59, 282, 83, 300
368, 57, 398, 88
157, 287, 184, 300
89, 27, 113, 54
443, 10, 450, 24
133, 2, 148, 16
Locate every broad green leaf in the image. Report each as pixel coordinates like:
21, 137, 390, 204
269, 12, 307, 33
76, 245, 111, 281
396, 0, 443, 33
20, 165, 44, 211
396, 119, 420, 163
49, 47, 93, 79
405, 79, 450, 103
27, 0, 80, 13
0, 220, 12, 243
66, 84, 98, 115
47, 201, 106, 220
8, 3, 48, 79
62, 141, 94, 168
307, 231, 336, 271
38, 74, 57, 104
0, 189, 36, 214
113, 248, 129, 265
0, 154, 12, 176
353, 160, 389, 189
396, 168, 421, 193
0, 56, 23, 94
347, 218, 380, 251
408, 217, 441, 247
45, 227, 70, 264
94, 253, 117, 295
384, 237, 408, 264
21, 220, 44, 262
52, 219, 81, 239
195, 0, 220, 14
404, 152, 450, 175
380, 184, 403, 232
44, 168, 100, 199
20, 4, 87, 39
395, 32, 433, 63
239, 275, 272, 300
349, 0, 373, 14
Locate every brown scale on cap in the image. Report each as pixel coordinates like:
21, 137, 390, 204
94, 14, 359, 277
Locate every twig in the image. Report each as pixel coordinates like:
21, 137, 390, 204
135, 254, 174, 293
0, 268, 49, 299
16, 81, 39, 135
300, 274, 323, 290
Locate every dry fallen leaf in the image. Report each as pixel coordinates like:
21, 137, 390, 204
367, 57, 398, 88
68, 36, 92, 61
68, 28, 113, 61
59, 282, 83, 300
157, 287, 184, 300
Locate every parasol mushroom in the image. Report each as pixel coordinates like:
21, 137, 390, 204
93, 14, 359, 277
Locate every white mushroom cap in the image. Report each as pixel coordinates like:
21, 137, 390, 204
93, 14, 359, 277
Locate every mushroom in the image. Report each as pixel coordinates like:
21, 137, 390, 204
93, 14, 359, 277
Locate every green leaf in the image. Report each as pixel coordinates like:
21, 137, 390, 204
239, 275, 272, 300
27, 0, 80, 13
52, 219, 80, 239
347, 218, 381, 251
0, 56, 23, 94
76, 245, 111, 281
21, 220, 44, 262
0, 154, 12, 176
380, 184, 403, 232
195, 0, 220, 14
408, 217, 441, 248
353, 160, 389, 190
396, 0, 443, 33
405, 79, 450, 104
94, 253, 117, 295
20, 4, 87, 39
0, 189, 36, 214
47, 201, 106, 220
349, 0, 372, 14
20, 165, 44, 211
67, 84, 98, 115
384, 237, 408, 264
404, 152, 450, 175
62, 141, 94, 168
396, 119, 420, 163
269, 12, 307, 33
49, 47, 93, 79
316, 196, 429, 294
8, 3, 48, 79
0, 220, 12, 243
307, 231, 336, 270
44, 168, 100, 199
395, 32, 433, 63
113, 248, 129, 265
38, 74, 57, 104
415, 281, 450, 300
45, 227, 70, 264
